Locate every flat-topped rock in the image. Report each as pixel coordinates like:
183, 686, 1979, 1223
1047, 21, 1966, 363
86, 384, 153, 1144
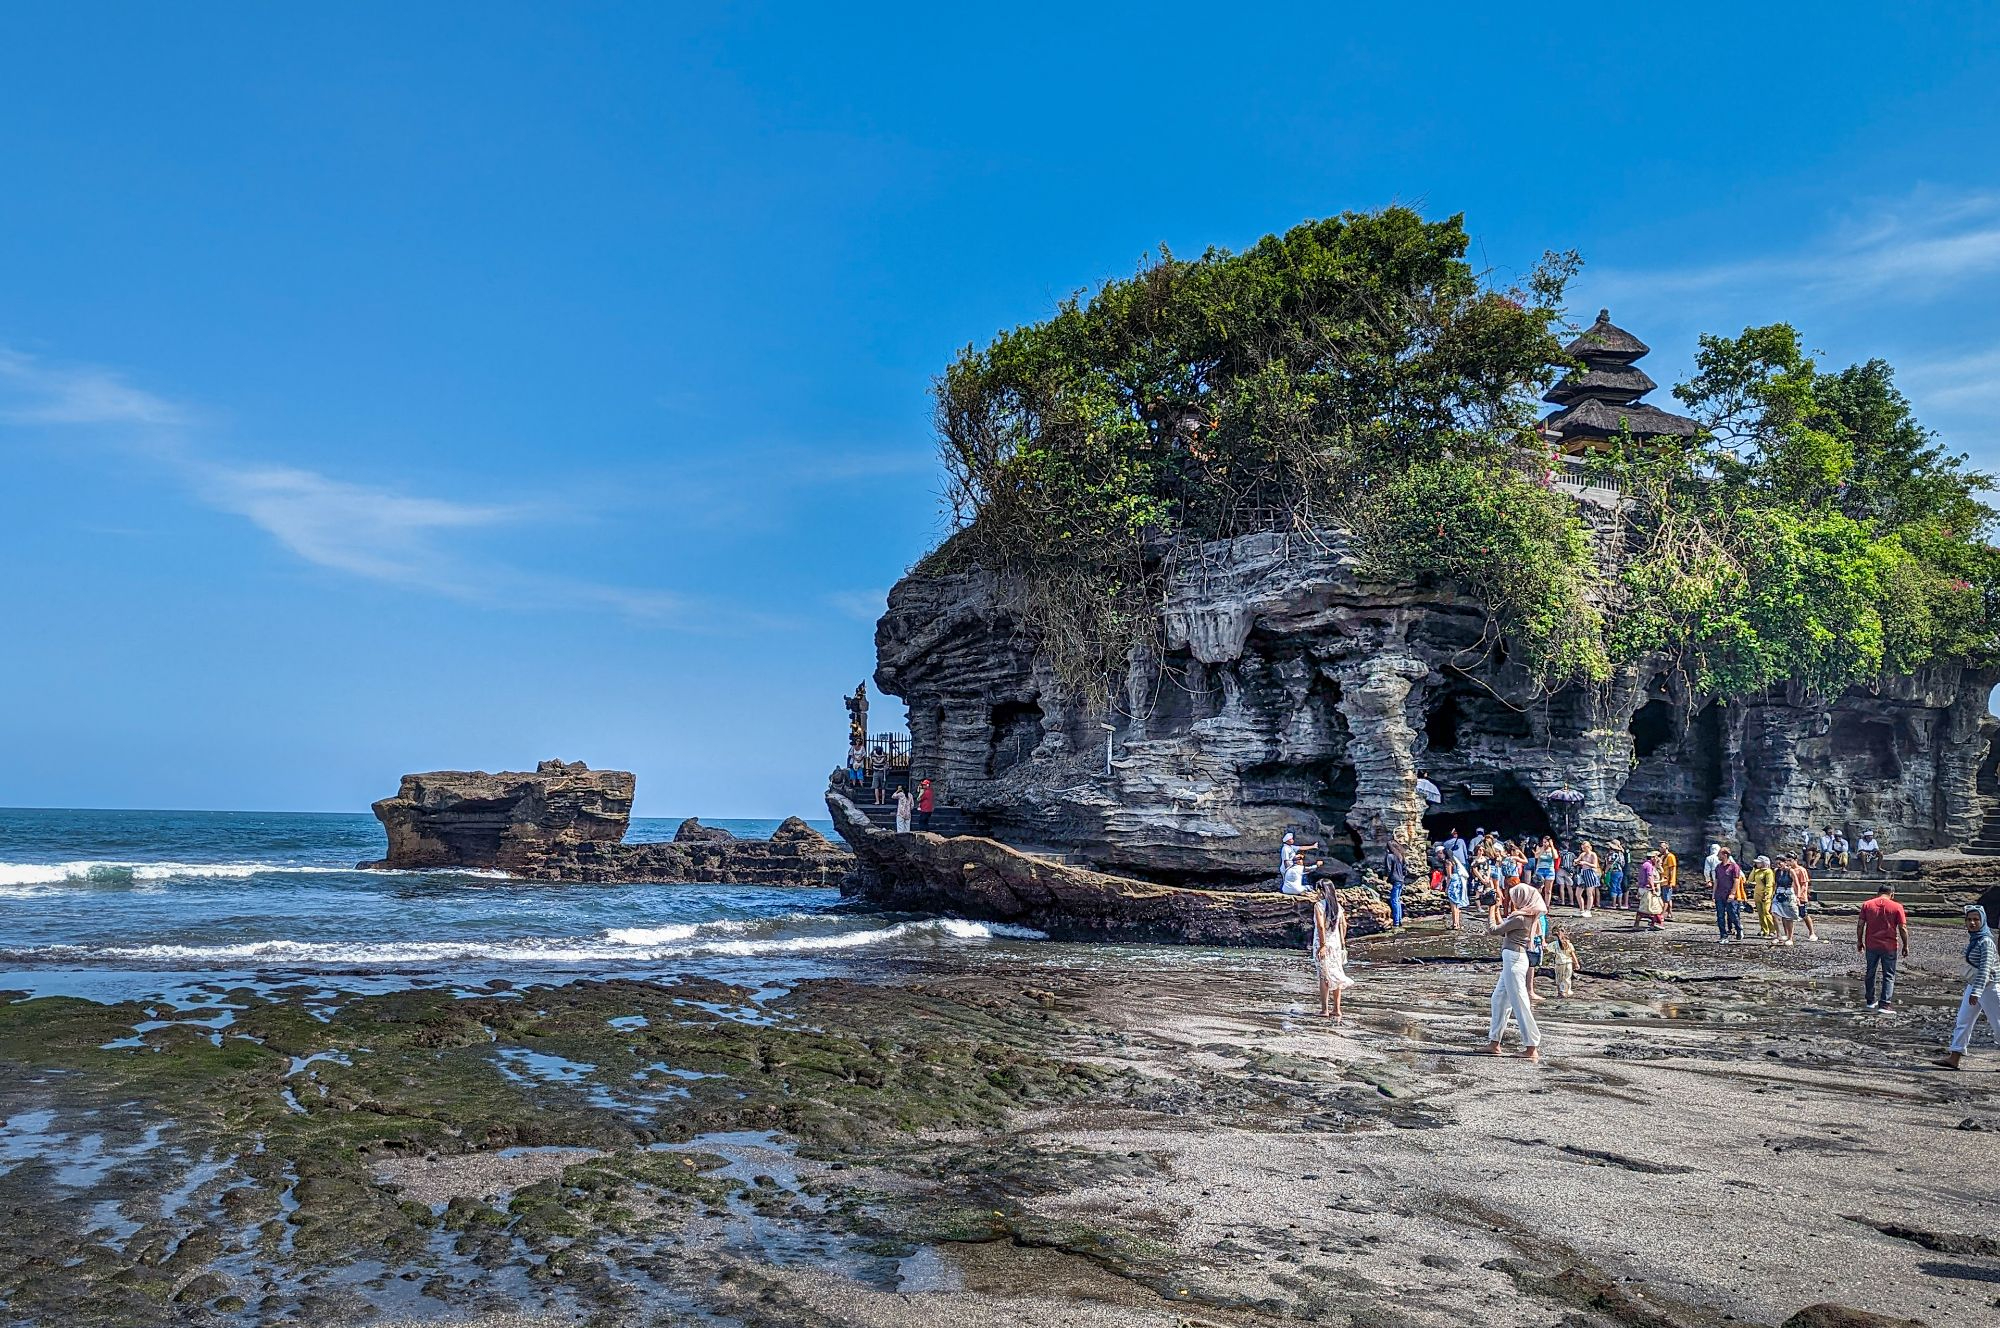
362, 763, 850, 886
365, 761, 634, 871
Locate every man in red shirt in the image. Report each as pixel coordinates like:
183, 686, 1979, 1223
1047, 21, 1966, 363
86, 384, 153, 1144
1856, 883, 1910, 1011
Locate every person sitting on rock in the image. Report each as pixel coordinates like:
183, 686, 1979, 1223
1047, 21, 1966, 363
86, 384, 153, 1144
1831, 831, 1850, 874
1280, 831, 1318, 879
1281, 852, 1321, 896
1856, 829, 1881, 873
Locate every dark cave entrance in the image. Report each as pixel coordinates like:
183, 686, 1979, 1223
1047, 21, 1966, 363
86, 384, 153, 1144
1423, 772, 1552, 846
987, 700, 1044, 777
1424, 690, 1462, 754
1630, 698, 1677, 762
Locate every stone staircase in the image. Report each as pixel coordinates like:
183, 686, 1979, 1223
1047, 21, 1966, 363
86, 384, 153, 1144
846, 801, 983, 838
1965, 798, 2000, 857
1806, 862, 1959, 917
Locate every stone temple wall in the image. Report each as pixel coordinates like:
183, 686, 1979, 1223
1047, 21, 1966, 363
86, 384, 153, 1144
872, 518, 1999, 887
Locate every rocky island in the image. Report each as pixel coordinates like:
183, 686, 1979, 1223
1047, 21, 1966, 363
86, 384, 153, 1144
365, 759, 851, 886
832, 257, 2000, 924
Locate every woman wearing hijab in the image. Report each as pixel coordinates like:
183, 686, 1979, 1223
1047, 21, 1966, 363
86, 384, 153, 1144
1312, 876, 1356, 1020
1940, 906, 2000, 1070
1485, 882, 1545, 1061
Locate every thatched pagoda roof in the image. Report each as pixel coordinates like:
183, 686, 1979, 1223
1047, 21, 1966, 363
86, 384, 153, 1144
1563, 309, 1648, 363
1542, 362, 1658, 407
1545, 397, 1699, 442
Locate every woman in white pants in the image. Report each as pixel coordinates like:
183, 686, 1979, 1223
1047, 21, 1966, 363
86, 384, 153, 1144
1485, 883, 1544, 1061
1941, 906, 2000, 1070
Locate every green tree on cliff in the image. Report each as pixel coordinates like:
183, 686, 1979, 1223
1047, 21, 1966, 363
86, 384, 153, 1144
1611, 324, 2000, 696
930, 207, 1604, 699
927, 208, 2000, 707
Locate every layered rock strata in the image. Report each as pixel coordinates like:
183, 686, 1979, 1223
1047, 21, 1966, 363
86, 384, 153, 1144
829, 790, 1390, 946
867, 527, 2000, 889
364, 762, 850, 886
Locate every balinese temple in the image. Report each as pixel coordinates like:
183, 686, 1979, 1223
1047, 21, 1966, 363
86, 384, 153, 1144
1541, 309, 1699, 453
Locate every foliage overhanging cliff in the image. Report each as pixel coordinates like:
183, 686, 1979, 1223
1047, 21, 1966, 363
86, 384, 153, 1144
922, 207, 2000, 707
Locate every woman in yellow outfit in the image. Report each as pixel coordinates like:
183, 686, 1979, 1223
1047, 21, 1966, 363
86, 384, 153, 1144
1748, 855, 1778, 937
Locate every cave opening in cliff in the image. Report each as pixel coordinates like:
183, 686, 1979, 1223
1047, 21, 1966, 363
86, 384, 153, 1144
1630, 699, 1677, 761
1423, 773, 1550, 844
987, 700, 1044, 777
1423, 690, 1462, 754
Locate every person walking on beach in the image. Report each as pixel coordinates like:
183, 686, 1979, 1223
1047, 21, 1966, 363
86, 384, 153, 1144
1793, 857, 1822, 942
1634, 851, 1665, 931
1384, 835, 1408, 930
1312, 877, 1355, 1020
1771, 855, 1801, 945
1485, 883, 1545, 1061
1939, 906, 2000, 1070
1604, 839, 1627, 910
1857, 883, 1910, 1011
915, 779, 935, 832
892, 785, 913, 834
1748, 855, 1777, 938
1712, 847, 1744, 942
1574, 839, 1601, 917
1658, 841, 1679, 919
1444, 851, 1470, 929
1550, 924, 1579, 998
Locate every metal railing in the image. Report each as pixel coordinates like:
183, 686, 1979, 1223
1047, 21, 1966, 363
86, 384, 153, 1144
866, 732, 912, 768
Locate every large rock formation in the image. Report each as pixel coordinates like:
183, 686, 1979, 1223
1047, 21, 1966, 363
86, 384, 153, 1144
862, 524, 2000, 889
363, 761, 850, 886
828, 790, 1388, 945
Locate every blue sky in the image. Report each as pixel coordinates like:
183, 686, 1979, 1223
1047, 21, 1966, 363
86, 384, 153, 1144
3, 3, 1998, 815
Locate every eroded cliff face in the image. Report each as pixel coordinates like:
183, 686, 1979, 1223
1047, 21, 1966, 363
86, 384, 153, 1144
872, 527, 1999, 886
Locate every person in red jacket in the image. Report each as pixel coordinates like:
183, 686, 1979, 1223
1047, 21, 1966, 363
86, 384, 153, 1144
915, 778, 936, 832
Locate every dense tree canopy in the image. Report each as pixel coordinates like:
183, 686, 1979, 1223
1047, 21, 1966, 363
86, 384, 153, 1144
927, 207, 2000, 707
1608, 325, 1999, 696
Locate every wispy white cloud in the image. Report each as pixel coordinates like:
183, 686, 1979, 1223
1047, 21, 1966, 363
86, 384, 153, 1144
0, 344, 729, 627
1900, 344, 2000, 412
826, 588, 889, 622
194, 464, 519, 585
1592, 190, 2000, 307
0, 348, 189, 427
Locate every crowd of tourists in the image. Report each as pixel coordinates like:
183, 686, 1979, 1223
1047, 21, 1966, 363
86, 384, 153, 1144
1282, 825, 2000, 1070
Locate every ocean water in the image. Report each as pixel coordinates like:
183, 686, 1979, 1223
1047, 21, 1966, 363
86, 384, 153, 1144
0, 807, 1042, 1001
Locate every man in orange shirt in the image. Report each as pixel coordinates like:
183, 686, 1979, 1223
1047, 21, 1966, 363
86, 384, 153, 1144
1857, 883, 1910, 1011
1658, 841, 1679, 920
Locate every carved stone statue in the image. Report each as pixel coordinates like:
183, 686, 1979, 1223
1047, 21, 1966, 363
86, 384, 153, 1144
845, 683, 870, 750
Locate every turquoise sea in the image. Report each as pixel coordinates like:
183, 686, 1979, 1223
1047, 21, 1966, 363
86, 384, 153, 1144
0, 808, 1043, 1002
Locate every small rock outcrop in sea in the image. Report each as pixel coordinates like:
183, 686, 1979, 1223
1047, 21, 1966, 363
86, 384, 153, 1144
828, 790, 1389, 946
363, 762, 851, 886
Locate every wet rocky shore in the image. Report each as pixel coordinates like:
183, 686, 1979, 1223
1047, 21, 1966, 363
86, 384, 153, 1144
2, 914, 1997, 1327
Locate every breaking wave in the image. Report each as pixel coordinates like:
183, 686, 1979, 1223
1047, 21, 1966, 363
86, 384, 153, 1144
0, 915, 1049, 969
0, 859, 512, 892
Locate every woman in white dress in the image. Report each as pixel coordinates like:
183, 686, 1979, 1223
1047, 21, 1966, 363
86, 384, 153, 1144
1313, 877, 1355, 1020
